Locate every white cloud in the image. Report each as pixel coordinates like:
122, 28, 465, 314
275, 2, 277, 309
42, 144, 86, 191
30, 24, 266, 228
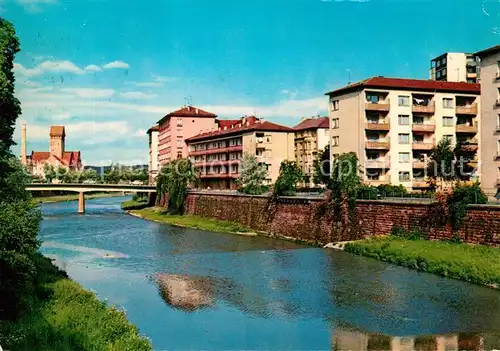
133, 129, 147, 137
14, 60, 86, 77
120, 91, 157, 100
102, 61, 130, 69
84, 64, 102, 72
16, 0, 57, 12
16, 79, 43, 87
60, 88, 116, 99
126, 75, 175, 88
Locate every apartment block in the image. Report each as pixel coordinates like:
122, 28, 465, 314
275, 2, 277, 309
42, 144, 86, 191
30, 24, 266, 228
293, 117, 329, 185
326, 77, 480, 190
430, 52, 478, 83
157, 106, 218, 168
147, 125, 159, 184
475, 45, 500, 197
186, 116, 295, 190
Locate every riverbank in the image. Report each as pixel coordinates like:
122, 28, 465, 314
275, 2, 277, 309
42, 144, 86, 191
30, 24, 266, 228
34, 192, 122, 204
345, 237, 500, 289
0, 254, 151, 350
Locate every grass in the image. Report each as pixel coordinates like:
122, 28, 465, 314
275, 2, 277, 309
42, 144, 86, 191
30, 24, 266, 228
34, 192, 121, 204
130, 207, 253, 234
344, 236, 500, 288
121, 199, 149, 211
0, 254, 152, 351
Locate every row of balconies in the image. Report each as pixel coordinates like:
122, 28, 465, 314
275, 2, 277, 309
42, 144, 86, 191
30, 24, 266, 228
365, 139, 478, 151
193, 159, 240, 167
365, 101, 478, 115
365, 158, 478, 169
189, 145, 243, 156
365, 122, 478, 133
366, 175, 429, 188
198, 172, 239, 179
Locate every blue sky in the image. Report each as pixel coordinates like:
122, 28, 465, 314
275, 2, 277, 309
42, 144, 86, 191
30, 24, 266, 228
2, 0, 499, 165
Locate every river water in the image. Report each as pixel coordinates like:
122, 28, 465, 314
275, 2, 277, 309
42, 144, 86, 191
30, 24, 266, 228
39, 196, 500, 350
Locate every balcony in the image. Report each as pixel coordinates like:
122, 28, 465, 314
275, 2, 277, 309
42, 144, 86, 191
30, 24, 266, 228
189, 145, 243, 157
412, 159, 427, 168
412, 101, 435, 114
456, 123, 478, 134
365, 120, 390, 131
496, 99, 500, 107
193, 159, 240, 168
365, 140, 390, 150
460, 139, 479, 152
199, 172, 239, 179
412, 141, 435, 151
412, 124, 435, 133
367, 175, 391, 185
496, 153, 500, 161
365, 158, 391, 169
456, 103, 478, 115
365, 101, 390, 112
412, 179, 431, 188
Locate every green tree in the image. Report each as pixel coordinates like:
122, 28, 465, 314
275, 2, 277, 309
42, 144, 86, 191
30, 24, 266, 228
43, 163, 56, 183
237, 153, 269, 195
104, 164, 121, 184
80, 168, 99, 183
313, 145, 331, 187
273, 160, 304, 196
156, 158, 197, 214
55, 166, 68, 182
427, 137, 456, 189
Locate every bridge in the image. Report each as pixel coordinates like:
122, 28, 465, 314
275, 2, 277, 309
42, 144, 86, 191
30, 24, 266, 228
26, 183, 156, 214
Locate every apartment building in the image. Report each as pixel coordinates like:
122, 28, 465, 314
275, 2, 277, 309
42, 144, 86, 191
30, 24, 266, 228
157, 106, 218, 168
475, 45, 500, 197
293, 117, 329, 185
327, 77, 480, 190
186, 116, 295, 190
430, 52, 478, 83
147, 125, 159, 184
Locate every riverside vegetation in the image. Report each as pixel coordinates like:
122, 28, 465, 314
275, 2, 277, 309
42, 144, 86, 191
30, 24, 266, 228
0, 18, 150, 350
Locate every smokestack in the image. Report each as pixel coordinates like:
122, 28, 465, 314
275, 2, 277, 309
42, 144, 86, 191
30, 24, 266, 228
21, 123, 27, 165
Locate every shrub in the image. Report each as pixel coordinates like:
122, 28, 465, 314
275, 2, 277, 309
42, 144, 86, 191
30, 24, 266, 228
357, 185, 378, 200
273, 161, 304, 196
237, 153, 269, 195
156, 158, 197, 214
377, 184, 408, 197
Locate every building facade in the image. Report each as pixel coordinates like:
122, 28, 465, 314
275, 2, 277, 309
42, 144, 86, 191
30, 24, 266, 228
157, 106, 218, 168
186, 116, 295, 190
327, 77, 480, 190
430, 52, 478, 83
475, 45, 500, 197
147, 125, 159, 184
293, 117, 329, 185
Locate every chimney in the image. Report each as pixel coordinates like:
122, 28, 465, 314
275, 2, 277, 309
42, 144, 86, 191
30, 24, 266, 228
21, 123, 27, 165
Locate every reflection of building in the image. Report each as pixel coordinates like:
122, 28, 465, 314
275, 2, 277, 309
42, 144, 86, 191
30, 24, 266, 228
147, 125, 159, 184
475, 45, 500, 198
326, 77, 480, 190
23, 125, 82, 178
186, 116, 295, 190
430, 53, 478, 83
293, 116, 329, 186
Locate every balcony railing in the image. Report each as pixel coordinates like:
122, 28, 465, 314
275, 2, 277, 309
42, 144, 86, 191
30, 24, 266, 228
365, 158, 391, 169
459, 140, 479, 152
412, 124, 435, 133
412, 179, 431, 188
189, 145, 243, 156
367, 175, 391, 185
456, 103, 478, 115
412, 141, 435, 150
412, 159, 427, 168
193, 159, 240, 167
365, 140, 390, 150
365, 100, 390, 111
198, 172, 239, 179
412, 101, 435, 114
456, 122, 478, 134
365, 120, 390, 131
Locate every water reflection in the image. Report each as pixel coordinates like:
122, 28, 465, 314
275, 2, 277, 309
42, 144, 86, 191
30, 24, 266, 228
332, 327, 500, 351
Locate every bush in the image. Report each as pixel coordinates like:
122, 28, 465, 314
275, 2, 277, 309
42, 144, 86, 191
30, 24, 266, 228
390, 226, 423, 240
377, 184, 408, 197
121, 200, 149, 211
357, 185, 378, 200
273, 161, 304, 196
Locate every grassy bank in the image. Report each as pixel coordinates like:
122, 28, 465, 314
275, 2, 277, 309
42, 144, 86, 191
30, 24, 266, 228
129, 207, 253, 234
34, 192, 122, 204
0, 254, 151, 350
345, 237, 500, 288
121, 199, 149, 211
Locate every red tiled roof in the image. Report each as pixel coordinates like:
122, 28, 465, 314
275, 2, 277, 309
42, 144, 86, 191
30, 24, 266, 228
326, 76, 480, 96
31, 151, 50, 163
147, 125, 159, 134
186, 117, 294, 142
216, 118, 245, 129
475, 45, 500, 58
50, 126, 65, 137
294, 117, 329, 131
30, 151, 81, 167
158, 106, 217, 124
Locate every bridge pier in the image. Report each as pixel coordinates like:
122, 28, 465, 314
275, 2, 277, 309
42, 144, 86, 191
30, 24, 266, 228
78, 192, 85, 214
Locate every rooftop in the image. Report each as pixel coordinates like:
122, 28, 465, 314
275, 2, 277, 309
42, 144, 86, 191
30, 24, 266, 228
294, 117, 329, 131
157, 105, 217, 124
326, 76, 480, 96
30, 151, 81, 167
475, 45, 500, 58
147, 125, 159, 134
50, 126, 65, 137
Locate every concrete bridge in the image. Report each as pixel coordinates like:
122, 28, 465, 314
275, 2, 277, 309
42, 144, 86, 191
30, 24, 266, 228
26, 183, 156, 214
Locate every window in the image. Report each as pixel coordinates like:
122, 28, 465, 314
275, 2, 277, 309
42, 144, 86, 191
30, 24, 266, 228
398, 96, 410, 106
436, 71, 441, 79
332, 100, 339, 111
332, 118, 339, 129
176, 139, 183, 148
332, 136, 339, 146
442, 57, 447, 65
442, 68, 447, 76
399, 152, 410, 163
443, 116, 454, 127
398, 133, 410, 144
367, 152, 379, 160
398, 115, 410, 125
366, 94, 379, 103
399, 171, 410, 182
176, 118, 183, 126
177, 128, 183, 134
443, 98, 453, 108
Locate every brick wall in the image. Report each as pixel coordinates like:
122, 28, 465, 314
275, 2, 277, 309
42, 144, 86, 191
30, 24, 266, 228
167, 192, 500, 246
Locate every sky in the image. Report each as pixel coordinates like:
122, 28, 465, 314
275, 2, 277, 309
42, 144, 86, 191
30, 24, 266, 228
1, 0, 499, 165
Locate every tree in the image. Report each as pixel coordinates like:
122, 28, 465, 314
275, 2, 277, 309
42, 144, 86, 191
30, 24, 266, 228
273, 160, 304, 196
427, 137, 456, 190
313, 145, 331, 187
237, 153, 269, 194
43, 163, 56, 183
80, 168, 99, 183
156, 158, 197, 214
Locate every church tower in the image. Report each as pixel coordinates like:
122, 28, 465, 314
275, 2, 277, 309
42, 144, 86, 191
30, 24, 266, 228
49, 126, 65, 159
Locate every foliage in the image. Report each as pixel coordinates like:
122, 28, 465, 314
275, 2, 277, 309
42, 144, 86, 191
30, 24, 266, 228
377, 184, 408, 197
454, 140, 476, 180
357, 185, 378, 200
131, 208, 252, 234
427, 137, 455, 189
328, 152, 362, 209
345, 237, 500, 288
312, 145, 330, 186
273, 160, 304, 196
237, 153, 269, 195
0, 254, 152, 350
390, 226, 423, 240
103, 164, 148, 184
156, 158, 197, 214
43, 163, 56, 183
121, 199, 149, 211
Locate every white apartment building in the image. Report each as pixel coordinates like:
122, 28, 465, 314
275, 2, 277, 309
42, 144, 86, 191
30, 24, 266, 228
326, 77, 480, 190
430, 52, 478, 83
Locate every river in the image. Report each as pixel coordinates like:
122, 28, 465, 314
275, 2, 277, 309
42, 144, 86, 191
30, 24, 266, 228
39, 196, 500, 350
